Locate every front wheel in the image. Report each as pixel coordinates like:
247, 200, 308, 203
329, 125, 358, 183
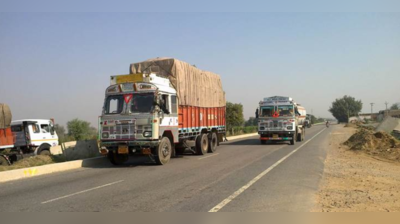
155, 137, 172, 165
290, 134, 296, 145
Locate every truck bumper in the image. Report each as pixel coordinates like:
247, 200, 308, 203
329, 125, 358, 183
258, 131, 294, 141
99, 140, 160, 155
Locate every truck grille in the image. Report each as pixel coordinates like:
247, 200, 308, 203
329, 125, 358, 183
102, 121, 136, 140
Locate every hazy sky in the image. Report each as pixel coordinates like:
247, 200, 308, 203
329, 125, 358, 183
1, 3, 400, 128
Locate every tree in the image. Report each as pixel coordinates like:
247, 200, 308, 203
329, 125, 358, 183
329, 95, 362, 123
391, 103, 399, 110
226, 102, 245, 128
67, 118, 96, 141
245, 117, 258, 127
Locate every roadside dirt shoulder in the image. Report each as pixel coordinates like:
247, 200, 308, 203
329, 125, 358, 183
315, 125, 400, 212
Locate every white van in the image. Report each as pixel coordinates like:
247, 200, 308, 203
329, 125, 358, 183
11, 119, 58, 155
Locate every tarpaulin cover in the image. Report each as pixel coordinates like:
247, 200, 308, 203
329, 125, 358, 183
130, 58, 225, 108
0, 104, 12, 129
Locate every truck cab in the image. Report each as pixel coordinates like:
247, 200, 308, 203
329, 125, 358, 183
257, 96, 306, 145
11, 119, 58, 155
99, 73, 178, 165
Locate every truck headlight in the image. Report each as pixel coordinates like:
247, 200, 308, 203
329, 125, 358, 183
143, 131, 152, 137
102, 132, 109, 138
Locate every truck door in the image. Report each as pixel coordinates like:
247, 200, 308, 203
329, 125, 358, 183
11, 124, 27, 148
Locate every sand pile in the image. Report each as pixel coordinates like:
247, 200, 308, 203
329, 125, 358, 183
344, 128, 400, 162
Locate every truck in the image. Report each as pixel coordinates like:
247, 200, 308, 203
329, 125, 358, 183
256, 96, 306, 145
11, 119, 59, 156
98, 58, 226, 165
0, 103, 16, 165
1, 104, 59, 166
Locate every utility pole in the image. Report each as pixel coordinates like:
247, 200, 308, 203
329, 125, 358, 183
370, 103, 374, 114
385, 102, 388, 110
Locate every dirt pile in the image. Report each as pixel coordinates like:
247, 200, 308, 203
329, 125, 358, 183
344, 128, 400, 162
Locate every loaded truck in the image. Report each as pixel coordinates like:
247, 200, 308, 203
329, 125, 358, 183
0, 103, 59, 165
0, 104, 17, 165
256, 96, 306, 145
98, 58, 226, 165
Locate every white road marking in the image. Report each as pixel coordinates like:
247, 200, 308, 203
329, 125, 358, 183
198, 153, 220, 160
41, 180, 124, 204
209, 128, 326, 212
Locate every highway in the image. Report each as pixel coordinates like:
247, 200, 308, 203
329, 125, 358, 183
0, 125, 332, 212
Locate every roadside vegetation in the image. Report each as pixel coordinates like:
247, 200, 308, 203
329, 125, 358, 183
55, 118, 98, 144
0, 155, 66, 172
329, 95, 362, 123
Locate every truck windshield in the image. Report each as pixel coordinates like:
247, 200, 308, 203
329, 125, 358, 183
129, 93, 155, 113
260, 106, 274, 117
278, 105, 294, 117
105, 95, 125, 114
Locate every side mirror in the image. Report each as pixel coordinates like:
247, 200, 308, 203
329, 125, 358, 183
255, 109, 259, 119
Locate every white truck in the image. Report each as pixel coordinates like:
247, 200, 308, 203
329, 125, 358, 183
256, 96, 306, 145
11, 119, 59, 155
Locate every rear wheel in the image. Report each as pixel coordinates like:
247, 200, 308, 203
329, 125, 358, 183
155, 137, 172, 165
196, 134, 208, 155
108, 151, 129, 166
208, 132, 218, 153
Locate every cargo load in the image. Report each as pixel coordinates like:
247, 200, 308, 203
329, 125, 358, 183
130, 58, 225, 108
0, 103, 12, 129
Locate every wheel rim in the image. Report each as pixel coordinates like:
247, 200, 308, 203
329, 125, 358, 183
202, 136, 207, 152
162, 142, 170, 157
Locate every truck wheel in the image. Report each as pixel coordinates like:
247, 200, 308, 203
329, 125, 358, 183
155, 137, 172, 165
208, 132, 218, 153
0, 156, 10, 166
196, 134, 208, 155
261, 140, 267, 145
39, 150, 51, 156
297, 133, 302, 142
108, 151, 129, 166
290, 134, 296, 145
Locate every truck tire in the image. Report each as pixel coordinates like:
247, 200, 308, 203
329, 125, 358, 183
297, 132, 302, 142
208, 132, 218, 153
261, 140, 267, 145
196, 134, 208, 155
290, 134, 296, 145
155, 137, 172, 165
108, 151, 129, 166
39, 150, 51, 156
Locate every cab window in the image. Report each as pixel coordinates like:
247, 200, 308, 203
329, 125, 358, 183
41, 124, 50, 133
32, 124, 40, 134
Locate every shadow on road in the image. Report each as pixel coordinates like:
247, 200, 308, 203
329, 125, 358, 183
221, 138, 290, 146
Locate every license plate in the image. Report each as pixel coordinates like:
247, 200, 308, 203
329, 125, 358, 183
118, 145, 129, 154
273, 134, 279, 139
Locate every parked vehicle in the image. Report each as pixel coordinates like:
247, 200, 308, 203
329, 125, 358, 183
0, 103, 17, 165
11, 119, 58, 156
256, 96, 306, 145
99, 58, 226, 165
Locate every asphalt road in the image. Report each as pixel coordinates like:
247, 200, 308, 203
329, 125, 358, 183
0, 125, 333, 212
